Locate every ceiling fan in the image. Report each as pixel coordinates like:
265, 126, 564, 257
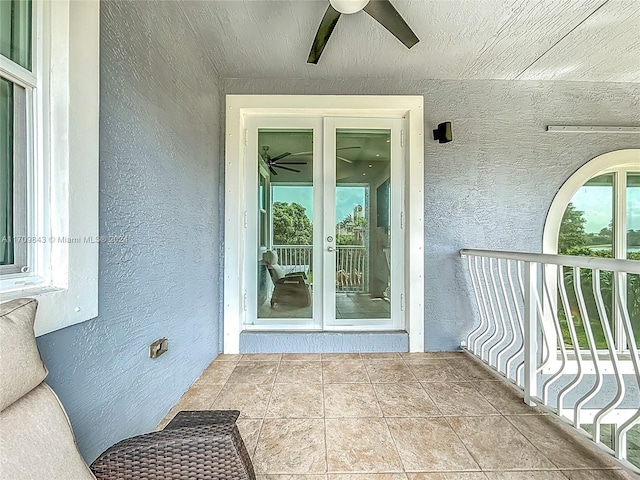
260, 146, 307, 176
260, 145, 362, 175
308, 0, 419, 64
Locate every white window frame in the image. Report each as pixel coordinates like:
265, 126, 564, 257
0, 0, 100, 336
224, 95, 424, 354
542, 148, 640, 372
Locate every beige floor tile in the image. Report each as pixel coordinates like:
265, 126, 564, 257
254, 418, 326, 474
373, 383, 440, 417
228, 362, 279, 384
236, 418, 262, 456
326, 417, 403, 472
324, 383, 383, 417
322, 353, 362, 360
505, 415, 620, 469
484, 472, 567, 479
211, 383, 272, 418
401, 352, 466, 362
444, 474, 489, 480
408, 360, 465, 382
408, 474, 488, 480
173, 383, 224, 410
266, 383, 324, 418
323, 360, 369, 383
213, 353, 242, 362
241, 353, 283, 362
361, 352, 403, 360
447, 416, 556, 470
328, 474, 408, 479
422, 382, 499, 416
387, 417, 480, 471
193, 361, 236, 384
406, 474, 447, 480
562, 470, 635, 479
281, 353, 322, 361
472, 381, 542, 415
276, 361, 323, 383
366, 361, 417, 383
258, 476, 327, 480
446, 358, 499, 381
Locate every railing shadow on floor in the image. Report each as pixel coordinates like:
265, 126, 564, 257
460, 248, 640, 475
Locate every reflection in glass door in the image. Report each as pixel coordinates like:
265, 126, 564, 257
332, 129, 392, 324
246, 117, 404, 331
256, 129, 315, 324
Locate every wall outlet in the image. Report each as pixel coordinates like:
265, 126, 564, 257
149, 338, 168, 358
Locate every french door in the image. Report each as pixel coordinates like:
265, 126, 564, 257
244, 116, 405, 331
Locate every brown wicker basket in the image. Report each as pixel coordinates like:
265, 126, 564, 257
90, 410, 255, 479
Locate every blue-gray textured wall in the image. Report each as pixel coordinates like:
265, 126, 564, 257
31, 1, 640, 462
36, 1, 223, 463
224, 78, 640, 351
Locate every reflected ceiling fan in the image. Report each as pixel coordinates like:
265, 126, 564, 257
308, 0, 419, 64
260, 146, 307, 176
260, 145, 362, 175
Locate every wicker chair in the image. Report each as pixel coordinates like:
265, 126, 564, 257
0, 298, 256, 480
263, 250, 311, 308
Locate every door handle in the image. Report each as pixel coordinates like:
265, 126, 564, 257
327, 246, 335, 252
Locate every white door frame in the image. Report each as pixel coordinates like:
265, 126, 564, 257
224, 95, 425, 353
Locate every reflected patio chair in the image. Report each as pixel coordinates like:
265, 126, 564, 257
263, 250, 311, 308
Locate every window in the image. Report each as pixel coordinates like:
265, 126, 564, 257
544, 149, 640, 351
0, 0, 100, 336
1, 0, 31, 274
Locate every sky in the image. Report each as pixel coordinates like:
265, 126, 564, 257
572, 184, 640, 233
272, 185, 366, 223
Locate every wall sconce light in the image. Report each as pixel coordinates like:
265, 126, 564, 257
433, 122, 452, 143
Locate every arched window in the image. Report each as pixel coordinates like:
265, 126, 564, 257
543, 149, 640, 350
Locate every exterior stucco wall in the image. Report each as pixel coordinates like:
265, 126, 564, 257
224, 78, 640, 351
35, 1, 223, 462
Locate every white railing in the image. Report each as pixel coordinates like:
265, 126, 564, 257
273, 245, 368, 292
460, 249, 640, 472
273, 245, 313, 276
336, 246, 367, 293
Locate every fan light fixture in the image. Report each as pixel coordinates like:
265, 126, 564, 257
329, 0, 370, 14
308, 0, 419, 64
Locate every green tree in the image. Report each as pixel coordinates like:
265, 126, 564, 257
558, 203, 587, 254
272, 202, 312, 245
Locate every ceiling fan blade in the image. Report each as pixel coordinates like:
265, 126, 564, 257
337, 156, 353, 164
273, 161, 307, 165
275, 165, 301, 173
363, 0, 419, 49
269, 166, 278, 176
337, 146, 362, 151
270, 152, 292, 162
307, 4, 341, 64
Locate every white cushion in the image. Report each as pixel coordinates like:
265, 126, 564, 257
0, 383, 95, 479
0, 298, 48, 411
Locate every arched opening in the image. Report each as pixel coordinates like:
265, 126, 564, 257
543, 149, 640, 351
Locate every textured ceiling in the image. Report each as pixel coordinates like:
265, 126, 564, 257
179, 0, 640, 82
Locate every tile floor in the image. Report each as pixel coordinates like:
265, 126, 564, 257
258, 293, 391, 320
159, 352, 636, 480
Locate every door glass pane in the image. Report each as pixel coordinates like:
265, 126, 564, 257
257, 129, 313, 320
558, 174, 614, 349
0, 77, 14, 266
627, 173, 640, 347
334, 129, 390, 321
0, 0, 32, 70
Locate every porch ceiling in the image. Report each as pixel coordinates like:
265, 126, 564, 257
179, 0, 639, 82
